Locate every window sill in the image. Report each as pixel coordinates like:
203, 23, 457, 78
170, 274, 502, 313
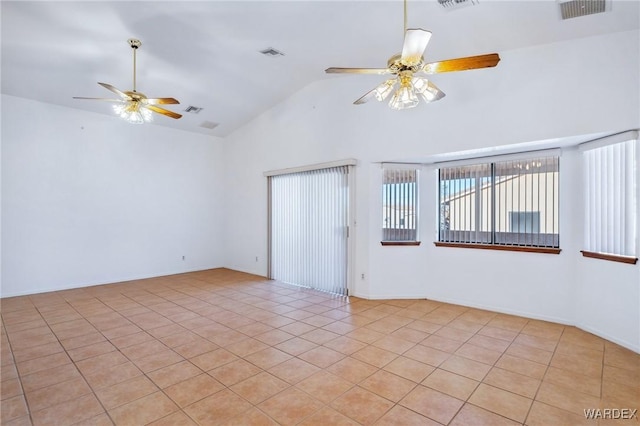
580, 250, 638, 265
381, 241, 421, 246
434, 242, 561, 254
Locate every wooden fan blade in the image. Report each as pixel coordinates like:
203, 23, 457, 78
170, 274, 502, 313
145, 105, 182, 119
98, 82, 131, 99
143, 98, 180, 105
72, 97, 124, 102
422, 53, 500, 74
401, 29, 432, 65
325, 67, 392, 75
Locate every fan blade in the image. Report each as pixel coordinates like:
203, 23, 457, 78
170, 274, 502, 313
143, 98, 180, 105
72, 97, 125, 102
353, 88, 377, 105
354, 79, 397, 105
145, 105, 182, 119
325, 67, 392, 75
401, 29, 432, 65
422, 53, 500, 74
98, 82, 131, 99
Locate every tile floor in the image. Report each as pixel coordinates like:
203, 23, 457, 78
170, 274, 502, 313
1, 268, 638, 425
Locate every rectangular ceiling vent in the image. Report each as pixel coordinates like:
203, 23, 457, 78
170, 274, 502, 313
438, 0, 479, 10
200, 121, 219, 130
559, 0, 607, 20
184, 106, 203, 114
260, 47, 284, 57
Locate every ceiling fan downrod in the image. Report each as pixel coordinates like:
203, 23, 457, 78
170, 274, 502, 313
128, 38, 141, 93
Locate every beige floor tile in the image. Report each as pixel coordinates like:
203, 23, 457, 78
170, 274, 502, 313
400, 384, 465, 424
269, 357, 321, 384
543, 365, 601, 398
108, 391, 178, 425
148, 410, 198, 426
94, 375, 158, 409
274, 336, 318, 356
550, 351, 603, 378
331, 386, 395, 424
298, 406, 359, 426
440, 354, 492, 381
3, 270, 639, 426
468, 383, 532, 423
455, 342, 503, 365
146, 360, 202, 389
209, 359, 262, 386
383, 356, 435, 383
16, 352, 72, 377
31, 393, 104, 426
259, 387, 323, 425
375, 404, 441, 425
298, 346, 346, 368
403, 344, 451, 367
0, 378, 23, 401
422, 368, 480, 400
323, 335, 368, 355
26, 376, 93, 412
190, 348, 238, 371
224, 407, 279, 425
422, 334, 463, 353
484, 366, 541, 398
372, 335, 416, 355
451, 403, 521, 426
230, 371, 290, 404
1, 395, 29, 424
495, 353, 547, 379
526, 400, 593, 426
535, 381, 601, 416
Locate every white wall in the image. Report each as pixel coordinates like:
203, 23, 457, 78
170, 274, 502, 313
1, 95, 226, 297
222, 30, 640, 351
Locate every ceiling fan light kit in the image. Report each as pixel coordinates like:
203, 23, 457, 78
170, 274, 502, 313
74, 38, 182, 124
325, 0, 500, 111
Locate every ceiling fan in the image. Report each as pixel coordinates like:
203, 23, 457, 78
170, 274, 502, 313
74, 38, 182, 124
325, 0, 500, 110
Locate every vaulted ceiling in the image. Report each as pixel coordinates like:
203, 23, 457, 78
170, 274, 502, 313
2, 1, 638, 137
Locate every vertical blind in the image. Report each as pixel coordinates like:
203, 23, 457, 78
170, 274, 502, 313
582, 137, 637, 257
439, 155, 560, 247
382, 168, 419, 241
269, 166, 350, 296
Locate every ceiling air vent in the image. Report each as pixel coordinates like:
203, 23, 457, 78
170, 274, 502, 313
438, 0, 479, 10
259, 47, 284, 57
184, 106, 203, 114
559, 0, 607, 19
200, 121, 219, 130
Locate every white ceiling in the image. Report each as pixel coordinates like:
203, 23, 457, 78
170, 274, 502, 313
2, 1, 638, 137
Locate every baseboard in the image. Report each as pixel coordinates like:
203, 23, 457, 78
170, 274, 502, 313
577, 323, 640, 354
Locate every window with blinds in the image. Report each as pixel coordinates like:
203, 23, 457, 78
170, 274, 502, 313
581, 134, 637, 263
382, 167, 419, 243
438, 155, 560, 249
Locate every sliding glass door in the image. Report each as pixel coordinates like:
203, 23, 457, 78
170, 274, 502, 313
268, 165, 351, 296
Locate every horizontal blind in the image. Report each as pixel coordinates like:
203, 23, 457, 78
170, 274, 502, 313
270, 166, 349, 296
584, 139, 636, 256
382, 168, 418, 241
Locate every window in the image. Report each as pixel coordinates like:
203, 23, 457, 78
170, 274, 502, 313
581, 132, 637, 264
438, 155, 560, 251
382, 167, 419, 244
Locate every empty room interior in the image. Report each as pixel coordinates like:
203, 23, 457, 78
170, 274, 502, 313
1, 1, 639, 425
